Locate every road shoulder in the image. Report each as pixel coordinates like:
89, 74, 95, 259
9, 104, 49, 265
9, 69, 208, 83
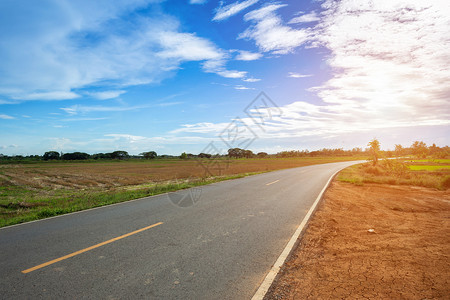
265, 181, 450, 299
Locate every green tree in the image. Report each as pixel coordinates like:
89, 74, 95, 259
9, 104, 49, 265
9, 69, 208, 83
111, 151, 129, 160
257, 152, 268, 158
141, 151, 157, 159
62, 152, 90, 160
43, 151, 60, 160
411, 141, 428, 158
180, 152, 188, 159
368, 138, 380, 166
394, 144, 404, 157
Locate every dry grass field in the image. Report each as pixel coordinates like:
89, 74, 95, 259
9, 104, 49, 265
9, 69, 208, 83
0, 156, 363, 227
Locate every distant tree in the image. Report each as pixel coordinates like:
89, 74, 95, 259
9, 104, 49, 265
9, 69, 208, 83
141, 151, 157, 159
394, 144, 404, 157
198, 153, 212, 159
92, 153, 113, 160
43, 151, 60, 160
62, 152, 90, 160
367, 138, 381, 166
243, 150, 254, 158
411, 141, 428, 158
180, 152, 188, 159
428, 143, 439, 156
257, 152, 268, 158
111, 151, 129, 160
228, 148, 249, 158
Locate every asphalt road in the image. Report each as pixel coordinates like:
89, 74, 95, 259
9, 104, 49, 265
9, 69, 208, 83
0, 161, 362, 299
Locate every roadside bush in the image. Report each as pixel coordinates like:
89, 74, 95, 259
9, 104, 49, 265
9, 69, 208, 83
362, 164, 384, 176
381, 159, 409, 177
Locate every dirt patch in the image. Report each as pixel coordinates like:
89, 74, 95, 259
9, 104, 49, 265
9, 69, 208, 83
266, 182, 450, 299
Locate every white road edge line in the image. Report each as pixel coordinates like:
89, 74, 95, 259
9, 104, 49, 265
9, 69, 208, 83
251, 167, 343, 300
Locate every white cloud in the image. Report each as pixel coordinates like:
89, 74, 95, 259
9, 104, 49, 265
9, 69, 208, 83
234, 85, 254, 90
0, 144, 18, 149
288, 72, 312, 78
235, 50, 263, 61
190, 0, 207, 4
308, 0, 450, 128
243, 78, 261, 82
239, 4, 311, 54
216, 70, 248, 78
0, 0, 244, 100
173, 1, 450, 147
105, 134, 147, 142
0, 100, 18, 105
60, 104, 142, 115
88, 90, 126, 100
13, 91, 80, 101
213, 0, 259, 21
289, 12, 320, 24
0, 114, 15, 119
157, 31, 224, 61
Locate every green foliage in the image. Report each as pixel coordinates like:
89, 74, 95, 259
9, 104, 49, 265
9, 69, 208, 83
367, 138, 380, 166
257, 152, 268, 158
141, 151, 157, 159
411, 141, 428, 158
227, 148, 254, 158
62, 152, 90, 160
394, 144, 404, 157
43, 151, 60, 160
180, 152, 188, 159
198, 153, 212, 158
111, 150, 129, 160
338, 158, 449, 190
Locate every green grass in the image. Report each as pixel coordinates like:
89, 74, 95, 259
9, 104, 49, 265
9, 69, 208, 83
405, 159, 450, 164
408, 165, 450, 171
0, 172, 262, 228
337, 159, 450, 190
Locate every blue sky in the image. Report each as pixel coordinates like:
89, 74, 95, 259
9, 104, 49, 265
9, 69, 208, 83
0, 0, 449, 156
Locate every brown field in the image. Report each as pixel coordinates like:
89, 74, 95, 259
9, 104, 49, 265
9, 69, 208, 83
0, 157, 362, 191
266, 181, 450, 299
0, 156, 364, 227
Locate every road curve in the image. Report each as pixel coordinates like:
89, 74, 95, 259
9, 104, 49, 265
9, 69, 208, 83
0, 160, 362, 299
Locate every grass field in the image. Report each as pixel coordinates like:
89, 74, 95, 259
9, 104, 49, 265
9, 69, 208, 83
338, 158, 450, 190
0, 156, 365, 227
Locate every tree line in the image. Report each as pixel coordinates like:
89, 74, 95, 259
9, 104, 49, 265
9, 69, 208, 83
0, 140, 448, 162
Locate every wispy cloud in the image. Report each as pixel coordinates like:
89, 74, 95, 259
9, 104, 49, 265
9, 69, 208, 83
239, 4, 311, 54
0, 100, 20, 105
60, 104, 143, 115
62, 117, 109, 122
288, 72, 312, 78
183, 0, 450, 143
234, 85, 255, 90
87, 90, 126, 100
13, 91, 80, 101
309, 0, 450, 127
0, 114, 15, 120
0, 0, 244, 100
213, 0, 260, 21
243, 78, 261, 82
0, 144, 18, 149
190, 0, 207, 4
235, 50, 262, 61
289, 12, 320, 24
